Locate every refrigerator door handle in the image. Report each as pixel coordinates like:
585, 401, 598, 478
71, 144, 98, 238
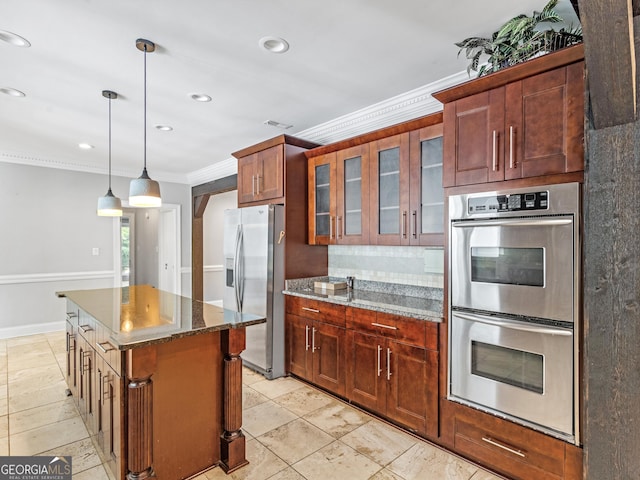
234, 224, 245, 311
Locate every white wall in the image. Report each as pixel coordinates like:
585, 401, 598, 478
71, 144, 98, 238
0, 162, 191, 338
202, 190, 237, 304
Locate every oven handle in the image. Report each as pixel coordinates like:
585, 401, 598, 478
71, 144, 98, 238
452, 218, 572, 228
453, 311, 572, 336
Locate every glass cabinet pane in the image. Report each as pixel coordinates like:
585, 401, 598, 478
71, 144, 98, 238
378, 147, 400, 234
420, 137, 443, 234
343, 156, 362, 235
315, 164, 330, 236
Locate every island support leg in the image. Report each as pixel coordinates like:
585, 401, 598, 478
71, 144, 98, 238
126, 347, 157, 479
220, 327, 249, 473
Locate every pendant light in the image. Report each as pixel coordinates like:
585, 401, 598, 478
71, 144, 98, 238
129, 38, 161, 207
97, 90, 123, 216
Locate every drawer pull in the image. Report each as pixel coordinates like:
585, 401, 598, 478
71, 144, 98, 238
482, 436, 526, 458
96, 341, 116, 354
79, 324, 94, 333
66, 312, 78, 319
302, 307, 320, 314
371, 322, 397, 330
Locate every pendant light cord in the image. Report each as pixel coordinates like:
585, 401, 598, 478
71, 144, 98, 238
143, 43, 147, 173
108, 94, 112, 191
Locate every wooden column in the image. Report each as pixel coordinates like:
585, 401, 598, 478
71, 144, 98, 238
583, 123, 640, 479
219, 327, 248, 473
126, 347, 157, 479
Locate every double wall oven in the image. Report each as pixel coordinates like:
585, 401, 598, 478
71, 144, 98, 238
448, 182, 580, 445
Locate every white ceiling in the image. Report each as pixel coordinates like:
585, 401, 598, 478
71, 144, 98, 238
1, 0, 579, 185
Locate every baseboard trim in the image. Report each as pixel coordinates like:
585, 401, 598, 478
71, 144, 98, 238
0, 321, 65, 340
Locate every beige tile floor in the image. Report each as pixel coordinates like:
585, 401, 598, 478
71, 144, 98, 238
0, 332, 504, 480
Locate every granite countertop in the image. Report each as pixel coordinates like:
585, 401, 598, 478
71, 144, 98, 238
57, 285, 266, 350
283, 277, 443, 322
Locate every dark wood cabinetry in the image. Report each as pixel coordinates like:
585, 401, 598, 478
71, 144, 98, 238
306, 113, 444, 246
233, 135, 319, 207
237, 144, 284, 204
346, 308, 438, 437
434, 44, 585, 188
308, 144, 370, 245
441, 400, 583, 480
285, 295, 439, 438
285, 296, 346, 396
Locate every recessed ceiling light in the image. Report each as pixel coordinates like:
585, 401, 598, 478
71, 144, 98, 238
155, 125, 173, 131
0, 30, 31, 47
78, 143, 95, 150
0, 87, 25, 97
259, 36, 290, 54
190, 93, 211, 102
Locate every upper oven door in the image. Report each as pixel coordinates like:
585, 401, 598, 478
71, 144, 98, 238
451, 215, 574, 322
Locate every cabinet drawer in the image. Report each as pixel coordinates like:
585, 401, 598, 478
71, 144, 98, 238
453, 405, 566, 479
286, 296, 345, 326
77, 311, 96, 344
345, 307, 378, 334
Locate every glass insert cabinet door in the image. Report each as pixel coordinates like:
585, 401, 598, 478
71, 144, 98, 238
370, 133, 410, 245
335, 144, 370, 244
409, 123, 444, 245
308, 153, 336, 245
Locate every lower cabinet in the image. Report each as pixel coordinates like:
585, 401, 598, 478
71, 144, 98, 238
441, 400, 583, 480
346, 308, 438, 437
286, 297, 346, 396
95, 356, 124, 479
285, 296, 439, 438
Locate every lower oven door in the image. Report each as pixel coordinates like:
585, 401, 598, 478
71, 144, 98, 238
450, 310, 574, 441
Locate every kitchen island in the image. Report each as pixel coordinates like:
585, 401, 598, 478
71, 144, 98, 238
57, 285, 265, 480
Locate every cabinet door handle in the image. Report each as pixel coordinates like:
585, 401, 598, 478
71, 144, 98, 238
252, 175, 256, 196
79, 324, 93, 333
66, 332, 70, 353
302, 307, 320, 314
337, 216, 342, 239
509, 126, 515, 169
386, 348, 392, 380
82, 351, 92, 372
329, 216, 334, 240
482, 436, 526, 458
103, 373, 112, 400
377, 345, 382, 377
96, 341, 116, 354
305, 325, 310, 351
312, 327, 318, 351
371, 322, 397, 330
412, 210, 417, 238
402, 211, 407, 238
492, 130, 498, 172
256, 175, 261, 195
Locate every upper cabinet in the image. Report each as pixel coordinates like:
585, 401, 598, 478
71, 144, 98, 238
433, 44, 585, 188
237, 144, 284, 204
308, 144, 370, 245
307, 114, 444, 247
232, 135, 319, 207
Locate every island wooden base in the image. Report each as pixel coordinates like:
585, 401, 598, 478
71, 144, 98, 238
124, 329, 247, 479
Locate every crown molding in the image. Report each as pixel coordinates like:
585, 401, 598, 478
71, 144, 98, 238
186, 157, 237, 186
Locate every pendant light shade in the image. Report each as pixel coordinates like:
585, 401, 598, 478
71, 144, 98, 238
129, 38, 161, 208
97, 90, 123, 217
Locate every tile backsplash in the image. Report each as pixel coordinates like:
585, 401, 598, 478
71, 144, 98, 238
328, 245, 444, 288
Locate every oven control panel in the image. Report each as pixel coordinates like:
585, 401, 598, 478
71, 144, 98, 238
468, 190, 549, 214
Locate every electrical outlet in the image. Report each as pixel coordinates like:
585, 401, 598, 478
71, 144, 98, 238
92, 247, 99, 256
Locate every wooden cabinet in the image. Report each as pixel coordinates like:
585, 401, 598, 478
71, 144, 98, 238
434, 46, 585, 187
96, 356, 123, 479
346, 308, 439, 437
306, 113, 444, 247
232, 134, 320, 207
285, 296, 346, 396
441, 400, 583, 480
237, 144, 284, 205
308, 144, 370, 245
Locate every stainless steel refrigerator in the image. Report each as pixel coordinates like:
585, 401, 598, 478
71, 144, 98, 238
223, 204, 285, 379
